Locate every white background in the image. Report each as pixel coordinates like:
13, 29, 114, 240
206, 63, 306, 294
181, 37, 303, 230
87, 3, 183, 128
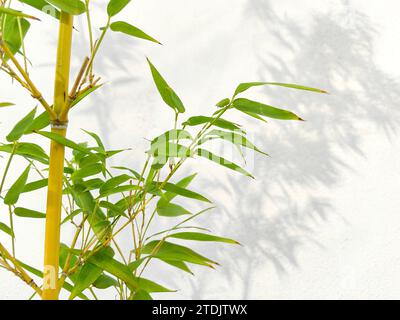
1, 0, 400, 299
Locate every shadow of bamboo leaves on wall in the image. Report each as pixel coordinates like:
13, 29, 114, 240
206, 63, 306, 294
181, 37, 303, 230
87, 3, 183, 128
177, 0, 400, 299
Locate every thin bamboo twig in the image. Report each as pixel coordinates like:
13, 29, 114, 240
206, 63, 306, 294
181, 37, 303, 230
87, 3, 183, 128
0, 243, 42, 296
0, 37, 56, 119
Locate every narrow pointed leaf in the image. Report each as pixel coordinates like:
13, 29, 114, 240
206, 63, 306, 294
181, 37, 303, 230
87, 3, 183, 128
204, 129, 268, 156
216, 98, 230, 108
6, 107, 36, 142
19, 0, 60, 19
22, 179, 48, 193
110, 21, 161, 44
131, 290, 153, 300
26, 111, 50, 132
157, 173, 197, 208
4, 165, 30, 205
72, 163, 103, 180
233, 98, 303, 121
160, 182, 211, 203
141, 241, 217, 267
107, 0, 130, 17
182, 116, 243, 132
169, 232, 239, 244
0, 7, 40, 20
0, 102, 14, 108
157, 203, 191, 217
93, 275, 118, 289
160, 259, 194, 275
196, 148, 254, 178
151, 129, 192, 145
234, 82, 327, 96
3, 16, 30, 56
99, 174, 132, 195
71, 85, 103, 108
0, 143, 48, 164
36, 131, 91, 154
44, 0, 86, 15
0, 222, 14, 237
88, 248, 172, 292
82, 129, 105, 151
14, 207, 46, 218
69, 263, 103, 299
146, 58, 185, 113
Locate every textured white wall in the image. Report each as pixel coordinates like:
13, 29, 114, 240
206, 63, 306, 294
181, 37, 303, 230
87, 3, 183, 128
1, 0, 400, 299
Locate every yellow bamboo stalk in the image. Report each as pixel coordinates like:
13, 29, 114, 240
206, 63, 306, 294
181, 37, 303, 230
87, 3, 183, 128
42, 12, 74, 300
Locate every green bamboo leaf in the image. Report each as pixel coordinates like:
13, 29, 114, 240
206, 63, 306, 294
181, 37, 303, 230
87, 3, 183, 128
0, 102, 15, 108
160, 182, 211, 203
93, 275, 118, 289
233, 98, 303, 121
26, 111, 50, 132
196, 148, 254, 178
4, 165, 31, 205
71, 84, 103, 108
44, 0, 86, 15
72, 163, 103, 180
6, 107, 37, 142
78, 154, 104, 168
99, 201, 126, 218
216, 98, 231, 108
148, 142, 191, 158
131, 290, 153, 300
0, 222, 14, 237
70, 186, 110, 242
80, 178, 104, 191
141, 240, 218, 267
99, 174, 132, 195
107, 0, 130, 17
146, 58, 185, 113
157, 173, 197, 208
151, 129, 192, 145
182, 116, 243, 132
240, 110, 268, 123
22, 178, 48, 193
82, 129, 105, 151
0, 143, 48, 164
69, 263, 103, 299
203, 129, 268, 156
3, 16, 30, 56
36, 131, 91, 154
110, 21, 161, 44
0, 7, 40, 20
168, 232, 239, 244
98, 185, 139, 198
14, 207, 46, 218
234, 82, 327, 97
19, 0, 61, 19
112, 166, 141, 180
157, 203, 191, 217
159, 259, 193, 275
88, 248, 172, 292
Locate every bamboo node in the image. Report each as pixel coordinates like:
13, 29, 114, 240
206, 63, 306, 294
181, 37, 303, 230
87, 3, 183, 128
50, 119, 69, 130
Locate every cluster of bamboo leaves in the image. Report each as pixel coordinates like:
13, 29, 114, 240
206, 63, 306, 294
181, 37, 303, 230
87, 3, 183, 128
0, 0, 326, 299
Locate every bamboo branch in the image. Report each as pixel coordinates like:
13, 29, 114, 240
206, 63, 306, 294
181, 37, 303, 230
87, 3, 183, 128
0, 243, 42, 296
0, 36, 56, 119
59, 56, 90, 121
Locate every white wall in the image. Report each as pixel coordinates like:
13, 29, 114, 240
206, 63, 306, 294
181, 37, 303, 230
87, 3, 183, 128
1, 0, 400, 299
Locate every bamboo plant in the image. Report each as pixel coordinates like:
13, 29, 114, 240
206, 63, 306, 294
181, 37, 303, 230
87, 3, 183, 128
0, 0, 326, 300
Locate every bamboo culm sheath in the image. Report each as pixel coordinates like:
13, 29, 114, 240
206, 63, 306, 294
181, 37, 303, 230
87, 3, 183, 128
42, 12, 74, 300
